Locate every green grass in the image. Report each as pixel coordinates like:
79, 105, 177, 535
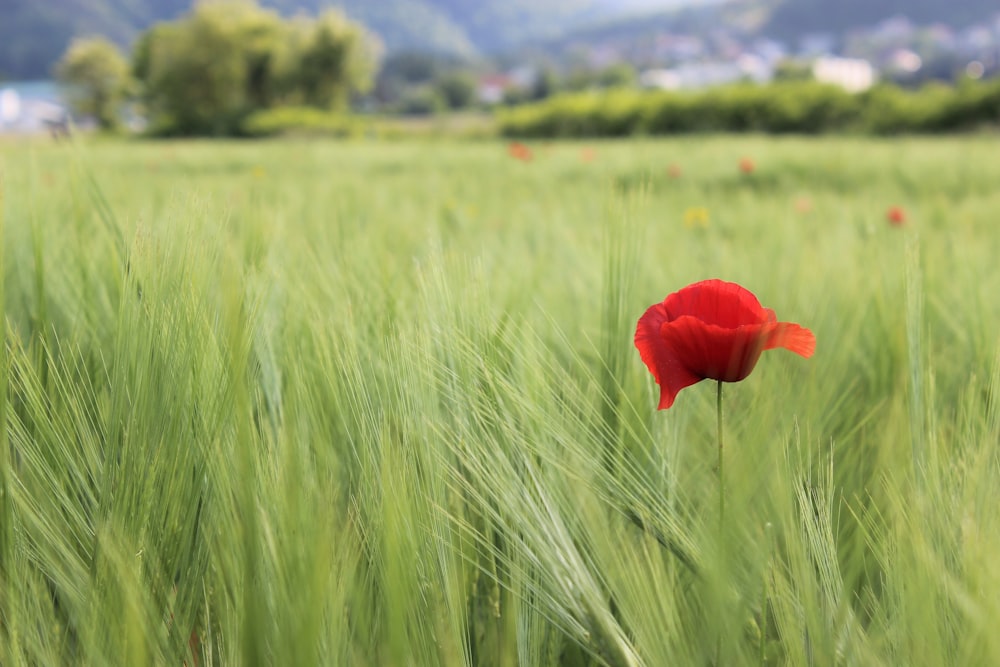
2, 134, 1000, 665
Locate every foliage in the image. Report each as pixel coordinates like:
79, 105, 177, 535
597, 63, 638, 89
858, 83, 954, 134
4, 135, 1000, 665
240, 106, 368, 137
435, 71, 478, 110
292, 10, 382, 111
372, 51, 478, 110
530, 65, 559, 102
133, 3, 260, 136
131, 0, 379, 136
499, 79, 1000, 137
928, 78, 1000, 130
397, 87, 447, 116
55, 36, 130, 130
858, 80, 1000, 134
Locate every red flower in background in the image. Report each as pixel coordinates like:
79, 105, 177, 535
508, 142, 533, 162
886, 205, 907, 226
635, 279, 815, 409
739, 157, 756, 174
667, 163, 682, 179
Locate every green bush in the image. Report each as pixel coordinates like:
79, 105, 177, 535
593, 89, 648, 136
241, 106, 366, 137
757, 82, 861, 133
929, 78, 1000, 131
499, 79, 1000, 138
859, 84, 951, 134
397, 87, 445, 116
640, 92, 703, 133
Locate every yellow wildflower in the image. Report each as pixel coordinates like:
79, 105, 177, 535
683, 207, 710, 229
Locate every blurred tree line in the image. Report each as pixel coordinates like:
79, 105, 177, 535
57, 0, 380, 135
497, 78, 1000, 138
56, 2, 641, 133
372, 49, 637, 117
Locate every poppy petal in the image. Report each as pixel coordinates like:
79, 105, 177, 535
635, 305, 703, 409
764, 322, 816, 358
663, 279, 767, 328
662, 317, 767, 383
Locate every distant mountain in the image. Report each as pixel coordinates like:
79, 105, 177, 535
763, 0, 998, 38
329, 0, 716, 55
0, 0, 699, 80
540, 0, 998, 60
0, 0, 996, 81
320, 0, 597, 56
0, 0, 190, 80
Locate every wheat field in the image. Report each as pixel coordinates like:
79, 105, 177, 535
2, 134, 1000, 665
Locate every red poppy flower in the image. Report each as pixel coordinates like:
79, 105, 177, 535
886, 205, 906, 226
667, 163, 682, 179
508, 142, 533, 162
739, 157, 755, 174
635, 279, 815, 409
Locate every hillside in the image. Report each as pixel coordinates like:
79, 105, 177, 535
1, 0, 997, 80
0, 0, 695, 80
0, 0, 188, 79
763, 0, 999, 38
318, 0, 599, 57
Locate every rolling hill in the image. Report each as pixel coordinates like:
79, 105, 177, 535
763, 0, 999, 38
0, 0, 699, 80
0, 0, 996, 80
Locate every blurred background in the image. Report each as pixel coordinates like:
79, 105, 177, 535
0, 0, 997, 136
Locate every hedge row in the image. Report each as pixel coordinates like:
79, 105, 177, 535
497, 80, 1000, 137
241, 107, 368, 138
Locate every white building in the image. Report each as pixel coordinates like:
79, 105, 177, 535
0, 89, 21, 126
812, 57, 876, 93
0, 83, 70, 134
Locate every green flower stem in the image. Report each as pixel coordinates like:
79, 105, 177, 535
717, 380, 725, 534
716, 379, 725, 666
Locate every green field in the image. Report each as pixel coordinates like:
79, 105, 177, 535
3, 135, 1000, 665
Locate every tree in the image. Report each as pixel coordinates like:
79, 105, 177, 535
237, 5, 293, 110
398, 86, 445, 116
597, 63, 636, 89
435, 71, 477, 109
293, 9, 382, 111
134, 3, 253, 135
373, 51, 462, 106
55, 37, 130, 130
133, 0, 380, 135
529, 66, 557, 101
773, 59, 814, 82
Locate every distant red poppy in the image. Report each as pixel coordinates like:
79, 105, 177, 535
886, 205, 906, 226
580, 147, 596, 163
635, 279, 815, 409
667, 163, 682, 179
508, 142, 533, 162
739, 157, 755, 174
